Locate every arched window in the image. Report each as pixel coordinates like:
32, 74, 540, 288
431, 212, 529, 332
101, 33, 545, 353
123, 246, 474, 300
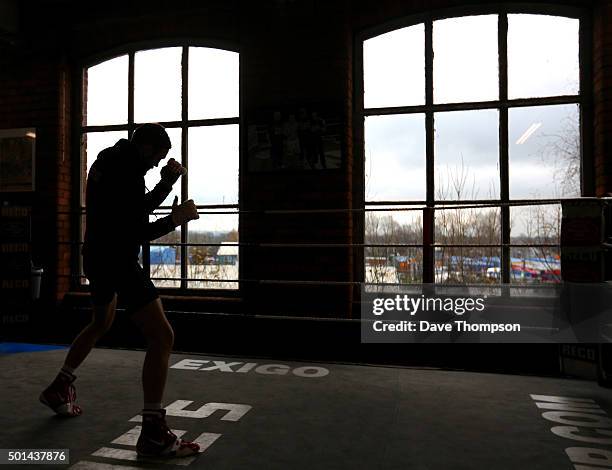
79, 45, 240, 290
360, 10, 585, 285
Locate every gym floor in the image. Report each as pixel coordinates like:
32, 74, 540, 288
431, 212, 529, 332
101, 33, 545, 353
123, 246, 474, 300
1, 347, 611, 469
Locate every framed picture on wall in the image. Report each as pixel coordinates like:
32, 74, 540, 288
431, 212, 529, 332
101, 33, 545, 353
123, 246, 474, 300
248, 106, 344, 172
0, 128, 36, 192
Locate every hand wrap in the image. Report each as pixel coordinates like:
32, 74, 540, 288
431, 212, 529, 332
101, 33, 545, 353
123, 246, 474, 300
171, 197, 199, 226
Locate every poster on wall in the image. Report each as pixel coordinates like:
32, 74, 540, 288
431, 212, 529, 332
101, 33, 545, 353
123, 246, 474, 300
0, 128, 36, 192
248, 106, 343, 172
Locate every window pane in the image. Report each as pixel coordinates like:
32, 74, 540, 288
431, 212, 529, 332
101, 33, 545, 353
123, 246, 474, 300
435, 206, 501, 284
510, 204, 561, 245
365, 114, 425, 201
433, 15, 498, 103
189, 48, 239, 119
435, 109, 499, 200
84, 131, 128, 175
365, 208, 423, 245
365, 209, 422, 284
435, 247, 501, 284
365, 247, 422, 284
135, 47, 182, 123
188, 211, 239, 290
149, 226, 181, 288
188, 125, 239, 205
85, 55, 128, 126
83, 131, 128, 205
509, 104, 580, 199
436, 207, 500, 245
508, 15, 579, 99
363, 24, 425, 108
144, 127, 182, 206
510, 204, 561, 283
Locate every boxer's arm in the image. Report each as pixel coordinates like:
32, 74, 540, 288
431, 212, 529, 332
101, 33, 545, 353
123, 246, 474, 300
143, 214, 176, 242
143, 158, 186, 214
143, 181, 172, 214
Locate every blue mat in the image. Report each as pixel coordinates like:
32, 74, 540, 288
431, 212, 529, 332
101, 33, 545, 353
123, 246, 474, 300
0, 343, 67, 354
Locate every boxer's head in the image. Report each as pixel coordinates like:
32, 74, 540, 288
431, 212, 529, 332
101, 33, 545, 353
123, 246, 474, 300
131, 123, 171, 171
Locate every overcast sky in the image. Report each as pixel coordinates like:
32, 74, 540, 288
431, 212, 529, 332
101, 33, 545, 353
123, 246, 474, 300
85, 13, 579, 238
364, 13, 579, 237
85, 47, 239, 233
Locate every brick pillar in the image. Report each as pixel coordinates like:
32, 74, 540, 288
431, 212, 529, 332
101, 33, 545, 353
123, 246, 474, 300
593, 1, 612, 195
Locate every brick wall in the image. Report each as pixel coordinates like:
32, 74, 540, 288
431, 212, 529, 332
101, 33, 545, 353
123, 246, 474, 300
594, 0, 612, 196
0, 50, 67, 301
238, 1, 353, 317
1, 0, 611, 318
56, 60, 72, 301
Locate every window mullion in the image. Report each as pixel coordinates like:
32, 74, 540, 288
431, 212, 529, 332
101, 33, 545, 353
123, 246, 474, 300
180, 46, 189, 290
499, 13, 510, 284
128, 52, 135, 137
424, 18, 434, 284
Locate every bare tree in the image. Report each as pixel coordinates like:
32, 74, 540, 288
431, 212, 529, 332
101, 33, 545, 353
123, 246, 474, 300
511, 204, 561, 283
364, 112, 577, 285
435, 160, 500, 284
539, 110, 581, 198
365, 210, 423, 284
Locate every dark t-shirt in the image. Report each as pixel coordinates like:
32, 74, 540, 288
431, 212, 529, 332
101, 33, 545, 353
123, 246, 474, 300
82, 139, 175, 266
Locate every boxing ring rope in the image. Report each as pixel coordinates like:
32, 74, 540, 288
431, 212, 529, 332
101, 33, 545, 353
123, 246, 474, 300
53, 198, 602, 288
57, 197, 571, 217
56, 274, 564, 290
57, 242, 560, 248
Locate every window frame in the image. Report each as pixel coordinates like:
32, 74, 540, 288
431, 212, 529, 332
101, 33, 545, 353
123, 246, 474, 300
354, 4, 593, 286
71, 39, 244, 296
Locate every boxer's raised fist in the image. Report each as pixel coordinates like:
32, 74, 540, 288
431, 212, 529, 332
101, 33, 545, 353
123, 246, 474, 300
161, 158, 187, 186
